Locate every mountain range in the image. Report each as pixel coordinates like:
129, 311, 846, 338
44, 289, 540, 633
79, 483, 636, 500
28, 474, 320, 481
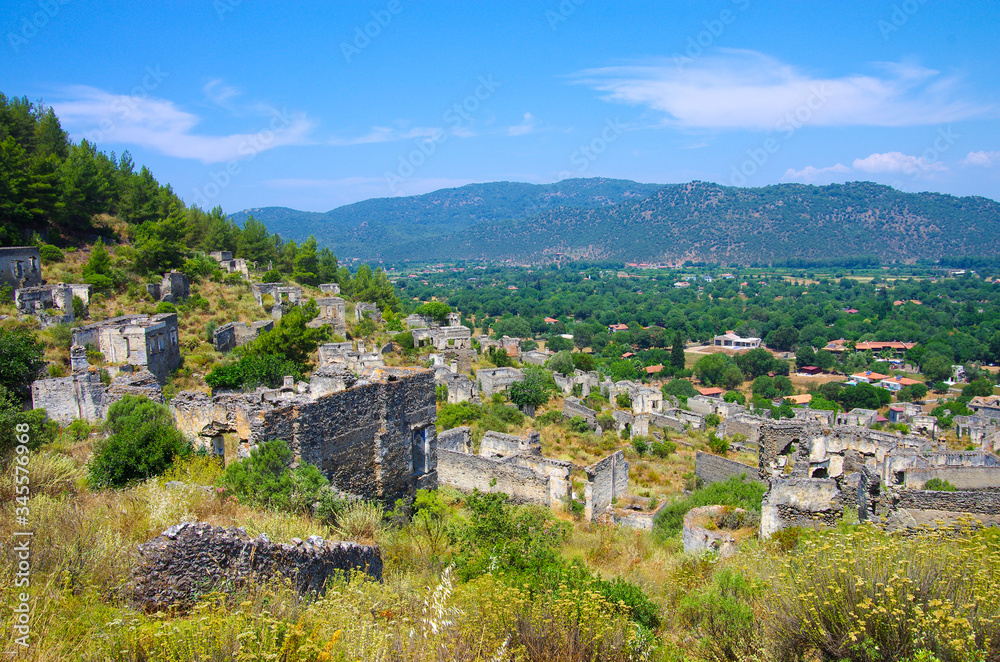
231, 179, 1000, 265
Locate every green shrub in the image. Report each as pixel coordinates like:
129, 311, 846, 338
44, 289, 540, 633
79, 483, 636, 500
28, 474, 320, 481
705, 413, 721, 427
707, 433, 729, 454
923, 477, 957, 491
435, 383, 448, 402
616, 392, 632, 409
567, 415, 592, 434
596, 412, 615, 432
651, 439, 677, 458
88, 396, 192, 488
632, 436, 650, 455
653, 475, 766, 539
678, 569, 765, 662
154, 301, 176, 314
205, 353, 304, 390
535, 411, 563, 426
217, 439, 328, 513
38, 244, 64, 262
393, 330, 415, 350
595, 577, 661, 630
437, 401, 483, 429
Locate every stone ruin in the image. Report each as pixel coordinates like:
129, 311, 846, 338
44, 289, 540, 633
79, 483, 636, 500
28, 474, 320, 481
130, 522, 381, 611
209, 251, 250, 278
170, 366, 437, 505
317, 341, 385, 372
0, 246, 42, 289
251, 282, 303, 321
72, 313, 180, 384
479, 335, 522, 359
14, 283, 91, 327
584, 450, 629, 521
410, 311, 471, 351
212, 319, 274, 353
31, 368, 163, 424
309, 296, 347, 335
440, 371, 477, 405
683, 505, 751, 556
697, 417, 1000, 538
477, 367, 524, 398
319, 282, 340, 295
436, 427, 573, 509
144, 271, 190, 303
355, 302, 381, 323
553, 369, 599, 397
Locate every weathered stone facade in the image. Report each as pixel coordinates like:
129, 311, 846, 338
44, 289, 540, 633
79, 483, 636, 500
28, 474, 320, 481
317, 341, 385, 372
694, 451, 764, 487
477, 367, 524, 397
563, 397, 599, 430
0, 246, 42, 289
584, 450, 628, 521
14, 283, 91, 326
436, 428, 572, 509
72, 313, 180, 384
308, 297, 347, 335
354, 302, 381, 323
252, 283, 303, 319
441, 372, 476, 404
31, 369, 163, 424
170, 366, 437, 504
213, 319, 274, 353
210, 251, 250, 277
131, 522, 382, 611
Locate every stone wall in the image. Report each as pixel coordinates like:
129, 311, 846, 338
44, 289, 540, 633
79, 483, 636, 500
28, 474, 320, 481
695, 451, 765, 486
650, 411, 685, 432
478, 367, 523, 397
0, 246, 42, 288
437, 449, 551, 505
760, 478, 843, 538
437, 426, 471, 452
130, 522, 382, 611
31, 372, 106, 424
893, 488, 1000, 515
717, 414, 765, 446
584, 450, 628, 521
479, 430, 541, 459
904, 467, 1000, 491
171, 367, 436, 504
72, 313, 181, 384
563, 397, 599, 429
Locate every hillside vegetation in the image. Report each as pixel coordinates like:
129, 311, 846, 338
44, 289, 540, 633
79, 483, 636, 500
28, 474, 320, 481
237, 179, 1000, 264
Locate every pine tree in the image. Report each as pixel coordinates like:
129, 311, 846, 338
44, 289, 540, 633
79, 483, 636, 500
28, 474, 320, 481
671, 330, 685, 373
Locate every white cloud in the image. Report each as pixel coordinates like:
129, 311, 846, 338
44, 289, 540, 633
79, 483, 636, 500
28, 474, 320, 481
573, 50, 986, 130
963, 150, 1000, 167
506, 112, 539, 136
203, 79, 241, 107
782, 163, 850, 183
852, 151, 947, 175
51, 85, 314, 163
329, 125, 446, 146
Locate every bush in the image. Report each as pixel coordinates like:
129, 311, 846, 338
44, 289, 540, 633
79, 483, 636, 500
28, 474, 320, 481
923, 477, 957, 491
217, 439, 328, 513
154, 301, 176, 314
616, 392, 632, 409
88, 396, 192, 488
0, 327, 46, 396
568, 415, 592, 434
632, 435, 650, 455
0, 387, 58, 453
705, 413, 721, 427
653, 475, 766, 539
393, 330, 415, 350
679, 569, 765, 662
205, 353, 304, 390
437, 401, 483, 429
651, 439, 677, 458
595, 577, 661, 630
38, 244, 64, 262
535, 411, 563, 426
707, 433, 729, 454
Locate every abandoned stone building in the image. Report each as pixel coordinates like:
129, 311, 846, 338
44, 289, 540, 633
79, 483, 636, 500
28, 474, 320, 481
72, 313, 180, 384
440, 372, 477, 405
31, 368, 163, 424
522, 349, 550, 366
354, 302, 381, 323
477, 367, 524, 398
0, 246, 42, 289
212, 319, 274, 353
209, 251, 250, 277
145, 271, 190, 303
170, 366, 437, 505
319, 283, 340, 295
478, 335, 522, 359
14, 283, 91, 326
251, 283, 303, 320
317, 341, 385, 372
553, 369, 599, 397
307, 297, 347, 335
701, 417, 1000, 537
411, 324, 472, 351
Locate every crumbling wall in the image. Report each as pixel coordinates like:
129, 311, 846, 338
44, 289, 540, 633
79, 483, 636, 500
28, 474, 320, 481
31, 372, 106, 424
0, 246, 42, 288
650, 411, 685, 432
511, 455, 572, 507
130, 522, 382, 611
584, 450, 628, 521
905, 467, 1000, 491
760, 478, 843, 538
437, 449, 551, 505
478, 367, 523, 397
479, 430, 541, 459
695, 451, 765, 487
563, 397, 599, 429
893, 488, 1000, 514
437, 426, 471, 453
717, 414, 765, 446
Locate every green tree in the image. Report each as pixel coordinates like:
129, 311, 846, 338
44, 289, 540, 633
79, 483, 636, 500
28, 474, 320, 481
795, 345, 817, 370
547, 350, 575, 376
508, 366, 551, 412
415, 301, 452, 322
766, 325, 799, 351
88, 396, 191, 488
205, 353, 305, 391
217, 439, 329, 513
609, 359, 638, 381
242, 300, 328, 365
921, 354, 952, 384
0, 327, 45, 396
671, 330, 686, 373
734, 347, 777, 380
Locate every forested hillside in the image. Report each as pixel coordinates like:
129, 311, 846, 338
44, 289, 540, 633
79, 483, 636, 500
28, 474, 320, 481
237, 180, 1000, 265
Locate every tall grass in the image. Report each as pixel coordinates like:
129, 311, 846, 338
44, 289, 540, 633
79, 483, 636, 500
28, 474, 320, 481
652, 475, 766, 540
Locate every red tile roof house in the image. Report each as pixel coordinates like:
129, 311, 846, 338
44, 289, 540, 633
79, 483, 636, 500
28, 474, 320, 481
544, 317, 559, 324
698, 387, 724, 399
645, 364, 664, 375
608, 323, 629, 333
878, 375, 922, 392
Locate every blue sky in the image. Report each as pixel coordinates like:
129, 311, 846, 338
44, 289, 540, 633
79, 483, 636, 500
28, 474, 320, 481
4, 0, 999, 213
